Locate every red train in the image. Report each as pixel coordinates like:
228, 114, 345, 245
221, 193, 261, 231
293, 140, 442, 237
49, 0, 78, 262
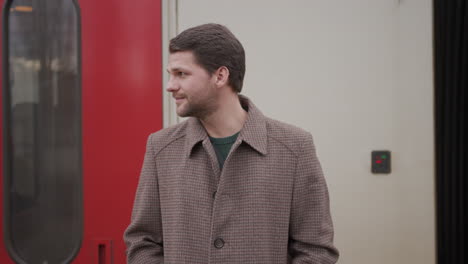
0, 0, 163, 263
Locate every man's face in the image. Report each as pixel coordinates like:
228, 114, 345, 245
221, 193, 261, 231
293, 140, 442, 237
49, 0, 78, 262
166, 51, 218, 118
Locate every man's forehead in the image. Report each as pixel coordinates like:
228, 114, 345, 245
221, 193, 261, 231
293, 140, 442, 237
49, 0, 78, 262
167, 51, 197, 70
168, 51, 196, 63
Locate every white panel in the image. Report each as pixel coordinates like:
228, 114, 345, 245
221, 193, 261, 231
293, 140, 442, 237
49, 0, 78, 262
173, 0, 435, 263
162, 0, 179, 127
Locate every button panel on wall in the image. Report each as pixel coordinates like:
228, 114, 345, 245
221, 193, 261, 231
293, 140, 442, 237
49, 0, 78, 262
372, 150, 391, 174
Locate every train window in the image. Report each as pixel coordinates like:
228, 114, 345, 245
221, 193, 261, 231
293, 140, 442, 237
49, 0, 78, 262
3, 0, 82, 263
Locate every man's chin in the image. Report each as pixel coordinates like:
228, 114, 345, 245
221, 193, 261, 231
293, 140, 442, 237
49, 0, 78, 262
176, 111, 187, 118
176, 107, 190, 118
176, 104, 205, 118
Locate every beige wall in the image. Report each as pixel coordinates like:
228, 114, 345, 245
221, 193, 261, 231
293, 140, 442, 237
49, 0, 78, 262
164, 0, 435, 263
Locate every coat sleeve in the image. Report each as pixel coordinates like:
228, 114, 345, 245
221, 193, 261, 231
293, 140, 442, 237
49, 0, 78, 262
124, 134, 164, 263
288, 133, 339, 263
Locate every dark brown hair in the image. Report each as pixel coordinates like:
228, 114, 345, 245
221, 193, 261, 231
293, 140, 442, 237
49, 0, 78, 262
169, 23, 246, 93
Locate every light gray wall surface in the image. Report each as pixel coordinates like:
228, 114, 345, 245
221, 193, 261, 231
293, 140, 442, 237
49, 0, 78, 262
169, 0, 435, 263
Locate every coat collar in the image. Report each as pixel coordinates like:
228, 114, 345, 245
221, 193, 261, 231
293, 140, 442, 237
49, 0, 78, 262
185, 95, 268, 157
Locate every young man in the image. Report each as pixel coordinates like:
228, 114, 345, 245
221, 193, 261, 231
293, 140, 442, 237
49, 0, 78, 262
124, 23, 339, 263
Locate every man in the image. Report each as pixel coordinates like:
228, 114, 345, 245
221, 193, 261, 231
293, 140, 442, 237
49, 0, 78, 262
124, 23, 339, 263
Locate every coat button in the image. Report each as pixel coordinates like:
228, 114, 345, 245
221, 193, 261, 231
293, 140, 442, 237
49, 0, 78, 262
212, 191, 217, 199
214, 238, 224, 249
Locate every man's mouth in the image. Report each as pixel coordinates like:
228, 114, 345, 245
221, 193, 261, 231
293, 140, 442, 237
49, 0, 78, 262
173, 96, 185, 104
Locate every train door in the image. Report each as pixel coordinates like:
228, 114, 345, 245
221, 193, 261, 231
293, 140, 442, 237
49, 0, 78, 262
0, 0, 163, 263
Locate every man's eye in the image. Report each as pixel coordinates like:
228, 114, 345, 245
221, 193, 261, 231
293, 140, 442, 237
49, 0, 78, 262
177, 72, 186, 77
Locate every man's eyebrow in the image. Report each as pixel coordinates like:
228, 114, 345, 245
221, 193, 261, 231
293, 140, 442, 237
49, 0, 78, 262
166, 67, 185, 73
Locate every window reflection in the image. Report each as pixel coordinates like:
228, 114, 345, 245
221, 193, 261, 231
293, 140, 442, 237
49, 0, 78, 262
5, 0, 82, 263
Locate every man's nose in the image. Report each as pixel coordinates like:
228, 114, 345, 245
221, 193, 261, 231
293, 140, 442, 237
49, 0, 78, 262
166, 77, 179, 92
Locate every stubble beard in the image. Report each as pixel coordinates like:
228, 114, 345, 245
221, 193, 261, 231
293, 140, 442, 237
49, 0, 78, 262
176, 95, 218, 119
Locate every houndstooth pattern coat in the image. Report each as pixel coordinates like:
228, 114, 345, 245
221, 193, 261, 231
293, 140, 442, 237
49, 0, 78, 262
124, 96, 339, 263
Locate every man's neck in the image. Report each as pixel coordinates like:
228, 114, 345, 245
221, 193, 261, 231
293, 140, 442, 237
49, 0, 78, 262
199, 94, 247, 138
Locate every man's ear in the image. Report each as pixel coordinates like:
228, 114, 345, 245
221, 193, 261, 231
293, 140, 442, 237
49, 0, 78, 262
214, 66, 230, 87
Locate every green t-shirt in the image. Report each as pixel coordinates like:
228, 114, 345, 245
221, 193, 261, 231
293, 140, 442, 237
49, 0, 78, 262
209, 132, 240, 169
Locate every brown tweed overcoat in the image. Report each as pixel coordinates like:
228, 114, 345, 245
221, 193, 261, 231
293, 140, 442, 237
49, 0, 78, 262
124, 96, 339, 263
